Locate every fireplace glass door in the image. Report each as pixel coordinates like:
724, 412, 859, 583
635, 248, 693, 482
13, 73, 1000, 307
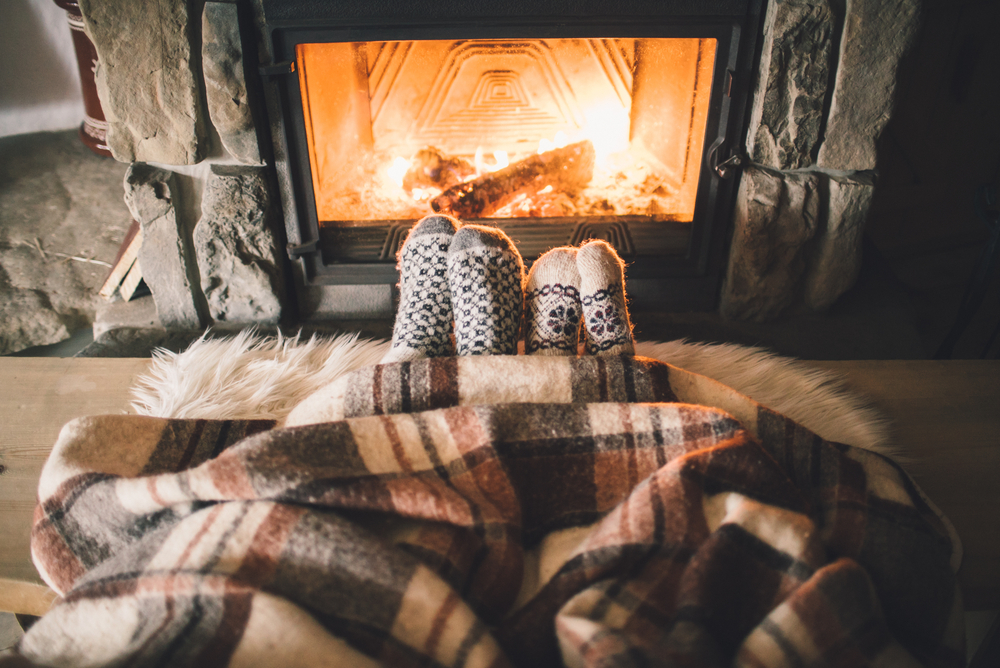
263, 4, 760, 310
298, 38, 714, 227
293, 37, 717, 268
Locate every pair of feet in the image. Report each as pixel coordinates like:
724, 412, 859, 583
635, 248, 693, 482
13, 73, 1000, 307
382, 214, 634, 364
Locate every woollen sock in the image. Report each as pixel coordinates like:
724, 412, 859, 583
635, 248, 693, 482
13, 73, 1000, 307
382, 214, 460, 363
577, 239, 634, 356
524, 247, 582, 355
447, 225, 525, 356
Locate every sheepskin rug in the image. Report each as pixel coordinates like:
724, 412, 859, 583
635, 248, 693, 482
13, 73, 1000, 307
130, 330, 892, 455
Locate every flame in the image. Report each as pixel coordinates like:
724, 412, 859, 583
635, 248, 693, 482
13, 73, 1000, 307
388, 99, 632, 205
387, 156, 410, 188
538, 131, 569, 154
474, 147, 510, 175
579, 102, 630, 163
534, 103, 630, 165
411, 187, 439, 201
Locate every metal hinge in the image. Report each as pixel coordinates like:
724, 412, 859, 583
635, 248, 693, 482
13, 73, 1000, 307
706, 138, 747, 179
287, 238, 318, 260
259, 61, 295, 78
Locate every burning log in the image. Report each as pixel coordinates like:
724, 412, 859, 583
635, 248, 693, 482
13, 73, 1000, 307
431, 140, 595, 218
402, 146, 476, 192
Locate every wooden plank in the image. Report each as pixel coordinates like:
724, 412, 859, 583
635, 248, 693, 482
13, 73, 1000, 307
813, 360, 1000, 610
0, 358, 150, 614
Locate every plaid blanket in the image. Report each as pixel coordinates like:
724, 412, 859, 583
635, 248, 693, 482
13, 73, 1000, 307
15, 355, 963, 667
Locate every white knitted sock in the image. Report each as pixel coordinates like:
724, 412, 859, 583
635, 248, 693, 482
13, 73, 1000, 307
524, 247, 582, 355
382, 215, 459, 363
447, 225, 525, 356
577, 239, 634, 356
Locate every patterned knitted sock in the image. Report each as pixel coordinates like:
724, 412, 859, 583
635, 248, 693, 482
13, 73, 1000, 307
447, 225, 525, 356
524, 247, 582, 355
382, 214, 460, 363
577, 239, 634, 356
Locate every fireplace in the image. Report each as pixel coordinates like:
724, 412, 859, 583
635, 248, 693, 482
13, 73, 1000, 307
78, 0, 919, 328
260, 1, 764, 314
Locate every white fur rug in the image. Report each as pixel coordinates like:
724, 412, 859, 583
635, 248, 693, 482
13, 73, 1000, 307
130, 330, 892, 455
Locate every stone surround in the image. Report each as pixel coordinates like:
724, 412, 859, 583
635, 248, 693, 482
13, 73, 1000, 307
73, 0, 922, 326
722, 0, 921, 320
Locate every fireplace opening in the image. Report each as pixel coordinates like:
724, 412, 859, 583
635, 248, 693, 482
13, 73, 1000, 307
261, 3, 762, 313
296, 38, 715, 229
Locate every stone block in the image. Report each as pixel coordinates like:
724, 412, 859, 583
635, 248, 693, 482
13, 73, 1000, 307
194, 167, 284, 325
721, 165, 820, 321
202, 3, 261, 164
816, 0, 921, 170
94, 294, 160, 339
124, 164, 204, 328
79, 0, 206, 165
750, 0, 835, 170
803, 171, 876, 310
0, 285, 71, 355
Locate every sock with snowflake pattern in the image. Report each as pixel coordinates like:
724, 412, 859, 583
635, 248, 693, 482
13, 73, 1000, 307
577, 239, 634, 356
524, 247, 582, 355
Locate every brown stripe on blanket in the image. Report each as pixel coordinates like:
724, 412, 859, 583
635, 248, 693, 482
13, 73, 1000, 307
424, 588, 462, 657
233, 503, 309, 587
355, 360, 464, 418
31, 487, 90, 593
739, 559, 900, 666
341, 355, 677, 419
34, 471, 183, 592
141, 419, 276, 475
62, 571, 141, 603
428, 356, 461, 410
192, 587, 255, 667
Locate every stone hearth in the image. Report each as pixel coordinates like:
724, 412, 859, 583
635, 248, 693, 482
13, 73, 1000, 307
71, 0, 921, 326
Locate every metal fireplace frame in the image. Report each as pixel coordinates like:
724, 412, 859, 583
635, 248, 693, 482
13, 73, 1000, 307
257, 0, 764, 313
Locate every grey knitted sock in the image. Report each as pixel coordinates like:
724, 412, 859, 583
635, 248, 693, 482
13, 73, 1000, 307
524, 247, 582, 355
382, 215, 459, 363
447, 225, 525, 356
577, 239, 634, 356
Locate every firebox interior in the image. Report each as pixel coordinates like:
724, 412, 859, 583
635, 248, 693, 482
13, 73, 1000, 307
296, 38, 716, 227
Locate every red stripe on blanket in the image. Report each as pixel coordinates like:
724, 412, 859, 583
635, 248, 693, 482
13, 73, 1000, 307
429, 358, 460, 410
31, 501, 86, 594
382, 415, 415, 472
424, 589, 461, 657
204, 452, 258, 499
234, 504, 307, 587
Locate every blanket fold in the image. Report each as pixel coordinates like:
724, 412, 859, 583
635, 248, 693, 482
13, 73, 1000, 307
17, 355, 963, 668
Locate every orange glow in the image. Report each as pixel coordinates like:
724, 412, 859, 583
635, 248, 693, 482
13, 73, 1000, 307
296, 38, 716, 223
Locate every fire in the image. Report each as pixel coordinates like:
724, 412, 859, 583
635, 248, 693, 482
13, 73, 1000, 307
473, 147, 509, 176
538, 131, 569, 154
386, 156, 411, 188
380, 99, 684, 220
389, 100, 632, 202
578, 102, 631, 163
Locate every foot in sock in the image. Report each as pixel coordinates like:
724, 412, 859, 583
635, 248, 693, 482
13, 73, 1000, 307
447, 225, 525, 356
382, 214, 459, 363
577, 239, 634, 356
524, 247, 582, 355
